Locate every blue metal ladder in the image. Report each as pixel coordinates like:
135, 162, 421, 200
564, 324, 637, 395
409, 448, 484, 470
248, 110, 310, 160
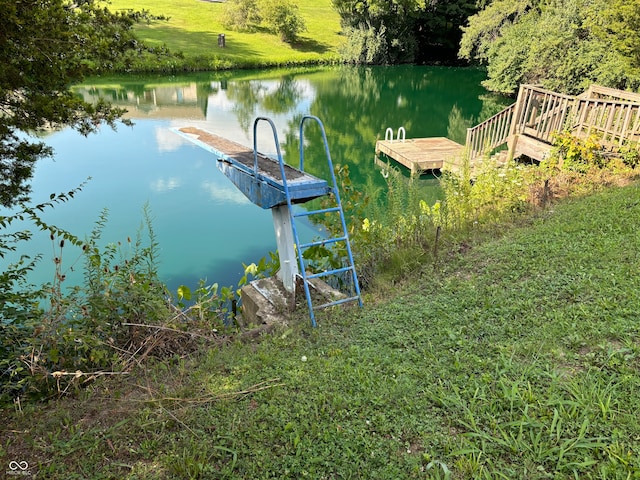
254, 115, 363, 327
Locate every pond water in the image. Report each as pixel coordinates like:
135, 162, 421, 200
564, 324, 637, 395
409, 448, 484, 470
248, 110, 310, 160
13, 65, 509, 294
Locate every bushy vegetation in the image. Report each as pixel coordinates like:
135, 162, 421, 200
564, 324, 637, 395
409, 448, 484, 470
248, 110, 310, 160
0, 194, 242, 404
459, 0, 640, 94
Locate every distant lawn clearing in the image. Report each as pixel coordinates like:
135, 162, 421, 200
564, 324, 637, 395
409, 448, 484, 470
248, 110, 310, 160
105, 0, 343, 68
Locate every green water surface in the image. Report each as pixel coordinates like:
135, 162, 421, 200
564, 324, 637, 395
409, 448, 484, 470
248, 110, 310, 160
17, 65, 509, 292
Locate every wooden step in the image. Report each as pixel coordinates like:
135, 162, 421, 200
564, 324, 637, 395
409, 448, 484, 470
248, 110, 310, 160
510, 134, 552, 162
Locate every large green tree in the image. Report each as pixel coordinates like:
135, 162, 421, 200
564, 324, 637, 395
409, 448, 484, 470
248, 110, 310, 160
0, 0, 168, 207
332, 0, 479, 64
459, 0, 640, 95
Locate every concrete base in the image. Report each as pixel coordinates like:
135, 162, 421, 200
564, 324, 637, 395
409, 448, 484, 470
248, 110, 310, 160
239, 275, 347, 327
240, 277, 292, 329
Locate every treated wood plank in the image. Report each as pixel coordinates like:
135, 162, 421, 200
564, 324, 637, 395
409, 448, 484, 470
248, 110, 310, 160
375, 137, 464, 174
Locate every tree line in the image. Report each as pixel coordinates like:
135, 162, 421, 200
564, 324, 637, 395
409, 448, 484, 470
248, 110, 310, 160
334, 0, 640, 95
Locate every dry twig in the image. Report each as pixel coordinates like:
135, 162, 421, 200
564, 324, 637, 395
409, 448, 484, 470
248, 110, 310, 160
136, 378, 284, 405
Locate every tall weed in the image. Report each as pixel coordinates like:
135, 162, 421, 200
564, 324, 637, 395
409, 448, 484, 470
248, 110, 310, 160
0, 194, 231, 403
441, 156, 533, 229
349, 166, 439, 287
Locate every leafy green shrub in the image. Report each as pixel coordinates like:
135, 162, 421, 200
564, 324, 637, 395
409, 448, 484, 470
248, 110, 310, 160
337, 155, 536, 286
550, 131, 606, 173
618, 143, 640, 169
338, 24, 389, 64
437, 155, 533, 231
334, 165, 439, 287
221, 0, 306, 43
258, 0, 307, 43
221, 0, 262, 31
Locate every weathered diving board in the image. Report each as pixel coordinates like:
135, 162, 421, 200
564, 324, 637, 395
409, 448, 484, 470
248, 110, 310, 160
175, 126, 330, 209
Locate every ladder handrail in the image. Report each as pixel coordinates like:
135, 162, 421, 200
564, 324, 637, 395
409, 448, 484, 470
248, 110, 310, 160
299, 115, 347, 252
397, 126, 406, 142
384, 127, 406, 143
252, 115, 362, 327
253, 116, 292, 202
298, 114, 363, 326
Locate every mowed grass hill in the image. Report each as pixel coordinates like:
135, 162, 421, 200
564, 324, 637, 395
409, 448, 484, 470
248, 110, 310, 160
106, 0, 344, 68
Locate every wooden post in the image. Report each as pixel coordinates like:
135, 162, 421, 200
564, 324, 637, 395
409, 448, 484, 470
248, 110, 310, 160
271, 205, 298, 294
508, 85, 527, 159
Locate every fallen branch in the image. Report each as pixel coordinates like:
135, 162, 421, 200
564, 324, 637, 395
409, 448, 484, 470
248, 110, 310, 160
122, 322, 218, 341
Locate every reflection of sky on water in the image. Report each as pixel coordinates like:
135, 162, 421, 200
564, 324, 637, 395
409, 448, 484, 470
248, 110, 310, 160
79, 77, 316, 157
150, 177, 182, 192
16, 115, 321, 294
200, 180, 251, 205
172, 93, 310, 156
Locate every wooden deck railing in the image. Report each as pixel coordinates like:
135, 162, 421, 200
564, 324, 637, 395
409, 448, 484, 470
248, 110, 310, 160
465, 103, 515, 160
581, 85, 640, 103
511, 85, 575, 144
572, 98, 640, 147
465, 84, 640, 162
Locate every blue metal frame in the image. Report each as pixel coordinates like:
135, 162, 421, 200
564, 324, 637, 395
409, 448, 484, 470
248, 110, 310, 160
253, 115, 363, 326
295, 115, 363, 326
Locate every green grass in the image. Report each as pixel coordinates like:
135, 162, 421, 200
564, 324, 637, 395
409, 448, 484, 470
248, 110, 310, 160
105, 0, 343, 69
2, 183, 639, 478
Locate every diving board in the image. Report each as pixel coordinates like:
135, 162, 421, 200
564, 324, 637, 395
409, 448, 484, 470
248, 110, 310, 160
173, 117, 362, 327
175, 126, 330, 209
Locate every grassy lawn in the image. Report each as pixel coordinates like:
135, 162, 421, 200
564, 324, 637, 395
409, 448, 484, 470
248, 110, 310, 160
104, 0, 343, 69
2, 182, 639, 478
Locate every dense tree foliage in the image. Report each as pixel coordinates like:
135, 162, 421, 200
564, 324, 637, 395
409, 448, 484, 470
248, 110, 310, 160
0, 0, 169, 207
332, 0, 479, 65
459, 0, 640, 95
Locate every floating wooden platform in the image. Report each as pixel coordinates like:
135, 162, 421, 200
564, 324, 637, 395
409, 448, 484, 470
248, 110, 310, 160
375, 137, 465, 174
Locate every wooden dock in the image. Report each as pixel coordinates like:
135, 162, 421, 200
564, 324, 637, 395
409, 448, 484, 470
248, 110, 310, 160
376, 84, 640, 177
375, 137, 464, 174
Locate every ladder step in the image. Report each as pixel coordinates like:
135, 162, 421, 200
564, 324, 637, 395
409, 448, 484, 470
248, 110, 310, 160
305, 265, 354, 280
313, 296, 361, 310
293, 206, 341, 217
299, 236, 347, 249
